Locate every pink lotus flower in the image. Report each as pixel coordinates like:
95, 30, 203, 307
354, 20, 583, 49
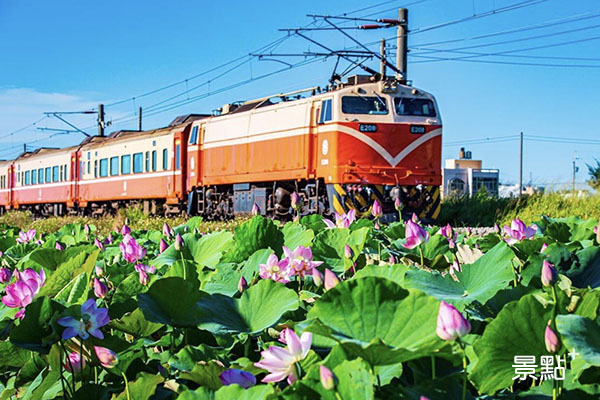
449, 260, 461, 281
595, 221, 600, 243
95, 266, 104, 277
105, 233, 114, 245
402, 220, 430, 249
58, 299, 110, 340
93, 278, 107, 299
254, 328, 312, 384
219, 369, 256, 389
323, 209, 356, 229
541, 260, 558, 287
291, 192, 302, 210
1, 268, 46, 319
159, 239, 169, 253
64, 352, 85, 373
94, 238, 105, 252
344, 244, 354, 259
540, 243, 548, 253
252, 203, 260, 216
121, 225, 131, 235
55, 242, 64, 250
411, 213, 419, 223
544, 325, 560, 354
259, 254, 292, 283
440, 224, 457, 248
436, 301, 471, 341
371, 199, 383, 218
283, 246, 323, 278
163, 222, 172, 239
0, 267, 11, 283
394, 197, 403, 212
134, 264, 156, 286
503, 218, 537, 245
174, 234, 184, 251
324, 268, 340, 291
120, 234, 146, 264
312, 268, 324, 287
320, 365, 336, 390
94, 346, 118, 368
16, 229, 36, 244
238, 276, 248, 292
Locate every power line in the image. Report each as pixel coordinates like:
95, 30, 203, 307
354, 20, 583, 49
0, 116, 49, 141
411, 48, 600, 62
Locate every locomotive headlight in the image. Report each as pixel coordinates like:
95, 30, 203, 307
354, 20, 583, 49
359, 124, 377, 133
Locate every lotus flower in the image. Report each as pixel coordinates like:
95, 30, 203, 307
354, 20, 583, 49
371, 199, 383, 218
394, 197, 403, 212
503, 218, 537, 245
436, 301, 471, 341
174, 233, 184, 251
94, 346, 118, 368
252, 203, 260, 216
16, 229, 36, 244
544, 325, 561, 354
291, 192, 302, 210
219, 369, 256, 389
541, 260, 558, 287
540, 243, 548, 253
95, 266, 104, 277
94, 238, 105, 252
323, 209, 356, 229
58, 299, 110, 340
163, 222, 172, 239
1, 268, 46, 319
93, 278, 107, 299
119, 234, 146, 263
312, 268, 324, 287
64, 352, 85, 373
105, 233, 114, 245
159, 239, 169, 253
402, 219, 430, 249
283, 246, 323, 278
134, 263, 156, 286
0, 267, 11, 283
55, 242, 64, 250
595, 221, 600, 243
121, 225, 131, 235
324, 268, 340, 291
411, 213, 419, 223
259, 254, 292, 283
449, 260, 461, 281
344, 244, 354, 259
238, 276, 248, 292
320, 365, 336, 390
254, 328, 312, 384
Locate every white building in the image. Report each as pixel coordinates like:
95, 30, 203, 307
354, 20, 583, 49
442, 148, 499, 198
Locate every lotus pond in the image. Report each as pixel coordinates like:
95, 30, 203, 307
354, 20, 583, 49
0, 213, 600, 399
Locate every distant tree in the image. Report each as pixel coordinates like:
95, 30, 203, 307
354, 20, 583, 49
586, 159, 600, 190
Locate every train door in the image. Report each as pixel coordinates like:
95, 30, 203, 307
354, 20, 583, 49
186, 124, 200, 189
170, 130, 187, 200
69, 151, 79, 207
8, 165, 14, 209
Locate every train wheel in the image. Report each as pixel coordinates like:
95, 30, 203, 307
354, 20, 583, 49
402, 185, 441, 223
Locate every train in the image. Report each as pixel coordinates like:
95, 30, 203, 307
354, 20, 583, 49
0, 75, 442, 222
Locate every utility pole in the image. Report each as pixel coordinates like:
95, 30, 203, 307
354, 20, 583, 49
572, 156, 579, 193
380, 39, 386, 80
138, 107, 143, 131
519, 131, 523, 197
97, 103, 105, 137
23, 143, 27, 153
396, 8, 408, 81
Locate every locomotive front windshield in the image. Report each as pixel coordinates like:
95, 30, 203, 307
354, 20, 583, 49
341, 96, 388, 115
394, 97, 437, 117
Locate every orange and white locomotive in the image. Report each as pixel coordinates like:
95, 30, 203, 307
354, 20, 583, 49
0, 75, 442, 221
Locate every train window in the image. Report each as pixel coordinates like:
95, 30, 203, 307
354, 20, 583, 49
31, 170, 37, 185
121, 155, 131, 175
52, 166, 59, 182
25, 171, 30, 185
152, 150, 157, 172
342, 96, 388, 115
38, 168, 43, 184
394, 97, 436, 117
94, 161, 98, 178
59, 165, 63, 181
99, 159, 108, 177
162, 149, 168, 170
110, 157, 119, 176
87, 161, 90, 175
87, 152, 91, 160
45, 168, 51, 183
175, 145, 181, 170
189, 126, 199, 144
133, 153, 143, 173
145, 152, 150, 172
319, 99, 333, 124
64, 164, 68, 180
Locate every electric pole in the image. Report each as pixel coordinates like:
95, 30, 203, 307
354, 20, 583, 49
138, 107, 143, 131
380, 39, 386, 79
97, 104, 105, 137
396, 8, 408, 81
572, 156, 579, 193
519, 132, 523, 197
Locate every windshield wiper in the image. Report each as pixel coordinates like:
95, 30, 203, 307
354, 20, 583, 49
372, 91, 387, 109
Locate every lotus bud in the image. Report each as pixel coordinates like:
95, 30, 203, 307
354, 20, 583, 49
595, 221, 600, 243
544, 324, 561, 354
312, 268, 324, 287
344, 244, 354, 259
493, 223, 500, 234
324, 268, 340, 291
389, 253, 396, 264
374, 221, 380, 230
541, 260, 558, 287
95, 266, 104, 277
121, 225, 131, 235
411, 213, 419, 223
291, 192, 302, 210
394, 197, 403, 212
106, 233, 114, 244
163, 222, 171, 239
371, 199, 383, 218
320, 365, 336, 390
159, 239, 169, 253
174, 234, 184, 251
436, 301, 471, 341
55, 242, 64, 251
93, 278, 108, 299
252, 203, 260, 216
465, 227, 471, 236
238, 276, 248, 292
94, 238, 105, 252
84, 224, 90, 235
440, 224, 453, 240
94, 346, 118, 368
540, 243, 548, 253
63, 352, 85, 373
0, 267, 11, 283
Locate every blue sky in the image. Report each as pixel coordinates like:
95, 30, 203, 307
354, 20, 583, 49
1, 0, 599, 189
